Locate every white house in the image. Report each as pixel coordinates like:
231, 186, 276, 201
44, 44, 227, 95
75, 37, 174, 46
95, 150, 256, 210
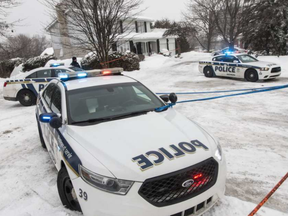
116, 16, 177, 56
46, 12, 177, 59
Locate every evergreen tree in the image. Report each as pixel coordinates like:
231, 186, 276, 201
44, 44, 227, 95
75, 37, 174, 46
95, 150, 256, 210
243, 0, 288, 55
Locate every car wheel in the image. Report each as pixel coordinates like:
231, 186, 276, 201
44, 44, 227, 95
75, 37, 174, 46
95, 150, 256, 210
18, 90, 36, 106
204, 67, 214, 78
245, 69, 259, 82
57, 166, 82, 212
37, 118, 46, 149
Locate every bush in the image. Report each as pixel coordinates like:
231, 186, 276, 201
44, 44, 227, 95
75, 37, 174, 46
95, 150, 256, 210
22, 55, 56, 72
81, 52, 140, 71
0, 58, 25, 78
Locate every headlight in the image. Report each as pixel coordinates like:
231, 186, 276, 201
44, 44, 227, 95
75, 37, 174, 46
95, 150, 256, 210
261, 67, 270, 71
79, 165, 134, 195
215, 144, 222, 161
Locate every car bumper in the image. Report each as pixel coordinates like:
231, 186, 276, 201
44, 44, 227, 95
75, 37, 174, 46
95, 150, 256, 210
3, 96, 17, 101
72, 158, 226, 216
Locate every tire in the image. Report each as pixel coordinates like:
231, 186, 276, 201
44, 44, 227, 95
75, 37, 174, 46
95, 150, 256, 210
57, 167, 82, 212
37, 118, 46, 149
18, 90, 36, 106
245, 69, 259, 82
204, 67, 214, 78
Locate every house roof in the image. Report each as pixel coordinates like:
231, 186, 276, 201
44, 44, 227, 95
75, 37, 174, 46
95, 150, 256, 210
117, 28, 178, 41
45, 15, 154, 32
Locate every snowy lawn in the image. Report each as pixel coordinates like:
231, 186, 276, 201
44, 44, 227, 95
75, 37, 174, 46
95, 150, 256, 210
0, 52, 287, 216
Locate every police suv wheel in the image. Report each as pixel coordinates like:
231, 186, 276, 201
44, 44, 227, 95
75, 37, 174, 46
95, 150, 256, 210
37, 119, 46, 149
57, 167, 82, 212
18, 90, 36, 106
204, 67, 214, 77
245, 69, 258, 82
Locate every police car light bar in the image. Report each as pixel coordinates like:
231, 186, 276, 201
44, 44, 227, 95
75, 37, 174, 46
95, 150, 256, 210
77, 72, 88, 78
57, 68, 123, 81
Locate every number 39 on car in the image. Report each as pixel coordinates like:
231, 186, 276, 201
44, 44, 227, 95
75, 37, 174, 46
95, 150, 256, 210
36, 68, 226, 216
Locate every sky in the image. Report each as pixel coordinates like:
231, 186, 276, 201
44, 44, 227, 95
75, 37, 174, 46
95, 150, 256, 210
6, 0, 188, 37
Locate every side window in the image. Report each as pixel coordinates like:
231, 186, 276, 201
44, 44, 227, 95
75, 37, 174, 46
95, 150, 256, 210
43, 83, 56, 106
224, 56, 235, 63
26, 72, 37, 78
51, 87, 62, 114
214, 56, 225, 62
37, 69, 52, 78
53, 69, 69, 77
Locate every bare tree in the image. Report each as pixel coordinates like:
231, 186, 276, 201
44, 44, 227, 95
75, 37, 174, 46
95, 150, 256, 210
44, 0, 142, 66
0, 0, 20, 37
184, 0, 217, 52
0, 34, 49, 60
193, 0, 254, 50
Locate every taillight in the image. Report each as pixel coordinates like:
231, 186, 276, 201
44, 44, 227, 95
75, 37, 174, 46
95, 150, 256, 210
3, 82, 7, 87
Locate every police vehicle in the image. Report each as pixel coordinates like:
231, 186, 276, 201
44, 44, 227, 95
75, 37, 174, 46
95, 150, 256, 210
199, 54, 281, 82
36, 69, 226, 216
3, 66, 85, 106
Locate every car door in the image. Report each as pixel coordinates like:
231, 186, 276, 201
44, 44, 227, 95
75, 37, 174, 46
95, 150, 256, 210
48, 85, 62, 164
26, 69, 53, 94
41, 83, 58, 162
212, 56, 228, 77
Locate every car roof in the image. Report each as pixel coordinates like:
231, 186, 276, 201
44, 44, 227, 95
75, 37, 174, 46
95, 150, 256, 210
214, 53, 247, 58
63, 75, 138, 91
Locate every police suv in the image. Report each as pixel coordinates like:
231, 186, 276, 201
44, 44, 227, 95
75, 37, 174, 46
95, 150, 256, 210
36, 69, 226, 216
3, 66, 85, 106
199, 54, 281, 82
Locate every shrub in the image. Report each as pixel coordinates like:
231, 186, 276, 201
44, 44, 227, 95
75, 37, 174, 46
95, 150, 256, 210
0, 58, 25, 78
22, 55, 56, 72
81, 52, 140, 71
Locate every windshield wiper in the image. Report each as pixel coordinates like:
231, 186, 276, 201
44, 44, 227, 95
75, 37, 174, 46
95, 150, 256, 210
71, 109, 154, 125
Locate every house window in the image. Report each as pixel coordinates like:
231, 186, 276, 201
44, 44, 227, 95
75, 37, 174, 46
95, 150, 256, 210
135, 21, 138, 33
119, 21, 123, 34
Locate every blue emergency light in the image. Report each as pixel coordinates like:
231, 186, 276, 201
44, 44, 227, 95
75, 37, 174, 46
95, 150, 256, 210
77, 72, 88, 78
39, 114, 52, 123
58, 73, 69, 80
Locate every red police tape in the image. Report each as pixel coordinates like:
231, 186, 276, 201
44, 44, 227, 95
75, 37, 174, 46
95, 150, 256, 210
248, 172, 288, 216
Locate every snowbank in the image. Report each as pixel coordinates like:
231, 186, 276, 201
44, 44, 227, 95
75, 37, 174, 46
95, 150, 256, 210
0, 51, 287, 215
40, 47, 54, 56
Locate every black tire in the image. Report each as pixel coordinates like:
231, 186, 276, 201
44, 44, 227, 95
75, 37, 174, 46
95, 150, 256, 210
245, 69, 259, 82
57, 167, 82, 212
204, 67, 214, 78
37, 118, 46, 149
18, 90, 36, 106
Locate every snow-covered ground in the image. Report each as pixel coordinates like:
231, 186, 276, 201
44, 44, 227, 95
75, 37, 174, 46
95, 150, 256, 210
0, 52, 287, 216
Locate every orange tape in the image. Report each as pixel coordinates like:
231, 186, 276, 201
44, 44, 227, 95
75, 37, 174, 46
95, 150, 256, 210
248, 172, 288, 216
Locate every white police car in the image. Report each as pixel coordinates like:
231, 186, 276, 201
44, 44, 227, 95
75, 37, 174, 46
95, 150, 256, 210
36, 69, 226, 216
3, 66, 84, 106
199, 54, 281, 82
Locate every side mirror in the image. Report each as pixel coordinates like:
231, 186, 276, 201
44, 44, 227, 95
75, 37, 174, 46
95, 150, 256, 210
50, 116, 62, 129
160, 94, 169, 102
169, 93, 178, 104
39, 113, 62, 129
233, 60, 239, 63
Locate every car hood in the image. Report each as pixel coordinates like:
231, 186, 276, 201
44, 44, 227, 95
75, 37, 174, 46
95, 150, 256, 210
243, 61, 279, 68
67, 108, 217, 182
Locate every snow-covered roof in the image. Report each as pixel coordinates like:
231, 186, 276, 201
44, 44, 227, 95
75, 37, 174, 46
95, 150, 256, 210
129, 16, 154, 22
117, 28, 177, 41
40, 47, 54, 56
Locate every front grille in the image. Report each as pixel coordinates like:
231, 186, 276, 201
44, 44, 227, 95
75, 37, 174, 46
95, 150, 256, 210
270, 74, 281, 78
138, 158, 218, 207
271, 67, 281, 73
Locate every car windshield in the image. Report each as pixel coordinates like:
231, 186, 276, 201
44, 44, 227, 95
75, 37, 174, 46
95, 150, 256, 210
237, 55, 258, 63
67, 82, 164, 124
